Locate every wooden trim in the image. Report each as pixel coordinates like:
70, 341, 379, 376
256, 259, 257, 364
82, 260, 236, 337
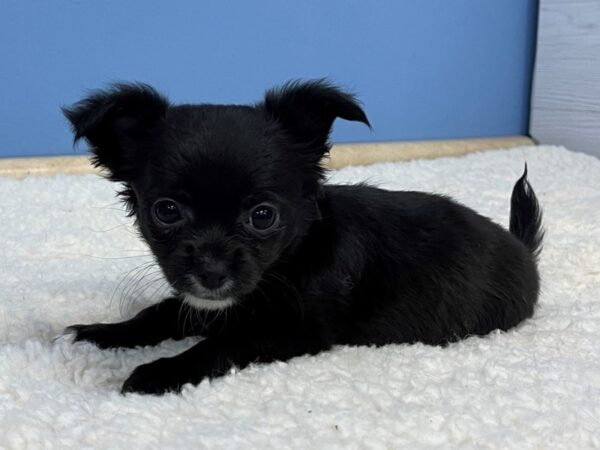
0, 136, 534, 178
326, 136, 533, 169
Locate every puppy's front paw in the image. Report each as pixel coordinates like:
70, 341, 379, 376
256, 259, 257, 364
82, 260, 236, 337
121, 359, 189, 395
62, 323, 127, 349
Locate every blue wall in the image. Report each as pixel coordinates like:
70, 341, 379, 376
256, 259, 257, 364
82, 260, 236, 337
0, 0, 538, 157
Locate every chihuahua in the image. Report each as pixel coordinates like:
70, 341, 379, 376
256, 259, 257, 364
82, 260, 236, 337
62, 80, 543, 395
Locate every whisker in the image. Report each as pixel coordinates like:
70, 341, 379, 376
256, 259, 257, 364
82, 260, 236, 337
145, 276, 171, 303
109, 261, 155, 310
128, 273, 167, 309
117, 263, 160, 316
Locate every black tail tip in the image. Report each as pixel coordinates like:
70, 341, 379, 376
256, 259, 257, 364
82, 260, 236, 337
510, 164, 544, 259
520, 162, 528, 179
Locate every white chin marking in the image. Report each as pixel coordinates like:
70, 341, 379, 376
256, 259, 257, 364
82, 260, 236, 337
183, 294, 235, 311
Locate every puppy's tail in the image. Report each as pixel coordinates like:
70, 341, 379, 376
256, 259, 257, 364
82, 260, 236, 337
509, 164, 544, 259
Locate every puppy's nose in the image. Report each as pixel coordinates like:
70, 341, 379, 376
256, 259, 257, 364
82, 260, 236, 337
198, 265, 228, 290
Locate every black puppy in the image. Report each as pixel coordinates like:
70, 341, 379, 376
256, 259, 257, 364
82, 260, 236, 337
62, 80, 543, 395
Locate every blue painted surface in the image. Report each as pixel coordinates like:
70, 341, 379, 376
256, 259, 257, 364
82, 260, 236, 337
0, 0, 538, 157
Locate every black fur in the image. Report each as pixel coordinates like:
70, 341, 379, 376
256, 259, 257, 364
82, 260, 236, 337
62, 80, 543, 395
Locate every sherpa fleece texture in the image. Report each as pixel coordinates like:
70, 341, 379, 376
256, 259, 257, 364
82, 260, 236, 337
0, 146, 599, 448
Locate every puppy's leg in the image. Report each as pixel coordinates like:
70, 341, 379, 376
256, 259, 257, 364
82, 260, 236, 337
121, 335, 326, 395
63, 297, 197, 349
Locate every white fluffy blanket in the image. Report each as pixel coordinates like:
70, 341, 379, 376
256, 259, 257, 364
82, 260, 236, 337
1, 146, 599, 448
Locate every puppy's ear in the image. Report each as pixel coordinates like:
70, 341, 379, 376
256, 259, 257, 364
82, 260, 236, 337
261, 79, 370, 153
62, 83, 169, 181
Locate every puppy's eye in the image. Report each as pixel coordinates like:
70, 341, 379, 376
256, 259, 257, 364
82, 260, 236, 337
153, 199, 183, 225
249, 203, 278, 231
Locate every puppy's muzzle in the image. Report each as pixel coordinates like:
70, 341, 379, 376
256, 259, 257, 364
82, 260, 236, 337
197, 260, 228, 290
182, 238, 233, 291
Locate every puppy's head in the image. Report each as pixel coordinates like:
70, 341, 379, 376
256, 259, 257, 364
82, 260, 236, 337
63, 80, 369, 310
